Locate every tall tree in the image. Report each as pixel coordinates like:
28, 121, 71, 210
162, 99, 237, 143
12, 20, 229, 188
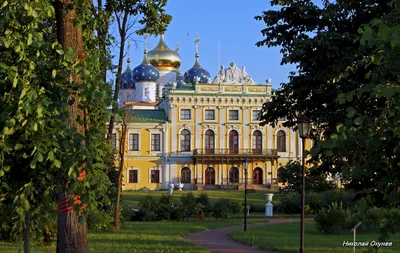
1, 0, 112, 252
105, 0, 172, 142
255, 0, 396, 205
54, 0, 88, 251
113, 112, 127, 231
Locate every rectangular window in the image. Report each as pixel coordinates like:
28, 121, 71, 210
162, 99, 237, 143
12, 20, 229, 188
151, 170, 160, 183
252, 110, 261, 121
180, 109, 191, 120
129, 133, 139, 151
112, 133, 117, 149
204, 109, 215, 120
229, 110, 239, 121
129, 170, 138, 183
151, 134, 161, 151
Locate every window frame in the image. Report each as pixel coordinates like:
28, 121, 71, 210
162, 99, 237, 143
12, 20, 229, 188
180, 129, 191, 152
181, 167, 191, 183
128, 133, 139, 151
204, 109, 216, 121
252, 110, 261, 121
151, 170, 160, 183
180, 109, 191, 120
276, 130, 286, 152
129, 170, 138, 183
151, 133, 161, 151
228, 109, 239, 121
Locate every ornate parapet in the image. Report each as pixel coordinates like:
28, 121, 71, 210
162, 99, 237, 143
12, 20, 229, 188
212, 62, 256, 85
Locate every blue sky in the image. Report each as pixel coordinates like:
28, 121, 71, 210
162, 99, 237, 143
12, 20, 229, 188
116, 0, 297, 89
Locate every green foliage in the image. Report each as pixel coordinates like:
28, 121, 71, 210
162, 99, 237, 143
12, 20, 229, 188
0, 0, 113, 239
277, 161, 335, 193
276, 190, 356, 214
212, 198, 242, 219
256, 0, 399, 210
278, 192, 301, 214
134, 193, 242, 221
314, 202, 352, 234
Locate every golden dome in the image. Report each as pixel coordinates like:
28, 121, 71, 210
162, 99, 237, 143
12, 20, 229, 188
147, 34, 181, 71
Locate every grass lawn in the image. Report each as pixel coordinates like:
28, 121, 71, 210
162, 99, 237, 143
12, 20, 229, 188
122, 189, 279, 208
0, 220, 266, 253
229, 221, 400, 253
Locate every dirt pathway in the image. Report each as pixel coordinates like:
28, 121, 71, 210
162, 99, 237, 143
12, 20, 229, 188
184, 218, 303, 253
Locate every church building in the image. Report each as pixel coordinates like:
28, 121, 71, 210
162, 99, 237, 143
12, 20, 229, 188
113, 34, 310, 190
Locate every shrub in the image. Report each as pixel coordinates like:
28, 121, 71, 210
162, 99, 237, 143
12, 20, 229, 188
213, 198, 241, 219
249, 204, 264, 212
314, 202, 351, 234
180, 192, 198, 218
306, 192, 323, 213
196, 192, 213, 214
193, 203, 206, 221
120, 203, 134, 222
87, 208, 113, 231
132, 210, 146, 221
138, 195, 156, 211
279, 192, 301, 214
142, 211, 158, 221
154, 194, 175, 220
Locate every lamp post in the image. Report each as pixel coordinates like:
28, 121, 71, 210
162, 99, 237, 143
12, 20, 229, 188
243, 158, 248, 232
297, 115, 311, 253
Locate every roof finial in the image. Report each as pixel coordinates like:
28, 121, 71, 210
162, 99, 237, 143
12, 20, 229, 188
195, 33, 199, 59
175, 42, 179, 53
144, 34, 148, 55
127, 40, 131, 64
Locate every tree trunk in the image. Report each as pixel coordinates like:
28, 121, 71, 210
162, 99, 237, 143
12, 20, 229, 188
113, 116, 127, 232
55, 1, 88, 252
24, 211, 30, 253
107, 10, 128, 141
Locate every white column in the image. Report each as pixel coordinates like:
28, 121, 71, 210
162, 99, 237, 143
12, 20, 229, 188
171, 163, 177, 184
290, 128, 295, 157
195, 105, 200, 149
267, 125, 272, 149
243, 106, 248, 149
266, 162, 272, 185
162, 125, 168, 189
171, 105, 177, 152
219, 106, 224, 149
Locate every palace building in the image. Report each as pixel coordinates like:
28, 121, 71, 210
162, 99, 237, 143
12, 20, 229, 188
113, 34, 311, 190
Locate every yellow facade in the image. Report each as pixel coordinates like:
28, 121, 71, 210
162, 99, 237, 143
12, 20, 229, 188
114, 83, 311, 190
115, 35, 311, 190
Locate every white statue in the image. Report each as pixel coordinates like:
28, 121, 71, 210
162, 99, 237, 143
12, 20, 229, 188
212, 62, 256, 85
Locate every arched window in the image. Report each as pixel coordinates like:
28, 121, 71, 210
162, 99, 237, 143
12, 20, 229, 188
180, 129, 191, 151
205, 130, 215, 154
252, 130, 262, 153
229, 130, 239, 154
229, 167, 239, 183
277, 130, 286, 152
181, 167, 191, 183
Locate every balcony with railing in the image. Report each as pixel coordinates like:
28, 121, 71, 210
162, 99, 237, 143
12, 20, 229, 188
193, 148, 278, 157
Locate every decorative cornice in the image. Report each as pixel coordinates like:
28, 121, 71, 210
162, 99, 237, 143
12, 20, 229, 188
250, 125, 262, 130
202, 125, 217, 130
227, 125, 240, 130
179, 124, 192, 132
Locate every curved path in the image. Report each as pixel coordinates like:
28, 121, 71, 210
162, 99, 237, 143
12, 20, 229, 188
184, 218, 302, 253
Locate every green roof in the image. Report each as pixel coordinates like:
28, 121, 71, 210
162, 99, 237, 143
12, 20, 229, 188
125, 109, 168, 123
